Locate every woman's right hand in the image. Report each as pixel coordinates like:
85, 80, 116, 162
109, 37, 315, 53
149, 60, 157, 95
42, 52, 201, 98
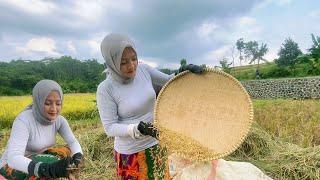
71, 152, 83, 167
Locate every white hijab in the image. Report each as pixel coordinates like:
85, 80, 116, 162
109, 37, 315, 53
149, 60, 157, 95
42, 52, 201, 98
100, 33, 136, 84
26, 79, 63, 125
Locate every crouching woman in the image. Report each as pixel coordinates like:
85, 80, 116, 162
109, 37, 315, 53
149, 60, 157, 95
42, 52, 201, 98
0, 80, 83, 179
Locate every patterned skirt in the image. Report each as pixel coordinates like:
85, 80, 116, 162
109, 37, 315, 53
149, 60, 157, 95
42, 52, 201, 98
114, 145, 170, 180
0, 147, 71, 180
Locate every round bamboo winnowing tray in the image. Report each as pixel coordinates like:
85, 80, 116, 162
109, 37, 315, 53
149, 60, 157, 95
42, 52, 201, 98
154, 68, 253, 161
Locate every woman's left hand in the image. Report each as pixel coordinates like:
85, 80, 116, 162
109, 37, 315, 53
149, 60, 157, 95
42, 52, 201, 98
137, 121, 159, 139
178, 64, 204, 74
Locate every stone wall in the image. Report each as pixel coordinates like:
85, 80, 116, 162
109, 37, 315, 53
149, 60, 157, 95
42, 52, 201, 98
241, 76, 320, 99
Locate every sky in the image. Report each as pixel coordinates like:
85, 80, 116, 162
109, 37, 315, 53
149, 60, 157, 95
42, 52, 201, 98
0, 0, 319, 69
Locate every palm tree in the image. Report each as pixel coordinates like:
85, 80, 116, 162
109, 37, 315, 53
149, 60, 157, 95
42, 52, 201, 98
244, 41, 268, 78
236, 38, 245, 66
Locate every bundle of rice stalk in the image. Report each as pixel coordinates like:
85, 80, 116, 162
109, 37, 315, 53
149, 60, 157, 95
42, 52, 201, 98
229, 122, 279, 160
75, 127, 115, 179
228, 122, 320, 179
262, 143, 320, 179
154, 68, 253, 161
56, 124, 115, 179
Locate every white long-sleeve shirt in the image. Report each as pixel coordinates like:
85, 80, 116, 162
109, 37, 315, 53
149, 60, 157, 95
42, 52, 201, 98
0, 109, 82, 173
97, 64, 173, 154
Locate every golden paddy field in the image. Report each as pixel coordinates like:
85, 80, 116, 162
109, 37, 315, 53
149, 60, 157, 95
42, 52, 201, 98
1, 94, 320, 179
0, 93, 96, 129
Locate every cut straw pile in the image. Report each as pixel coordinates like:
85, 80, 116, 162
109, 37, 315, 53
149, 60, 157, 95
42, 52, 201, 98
74, 130, 115, 179
55, 119, 116, 180
1, 119, 320, 179
228, 122, 320, 179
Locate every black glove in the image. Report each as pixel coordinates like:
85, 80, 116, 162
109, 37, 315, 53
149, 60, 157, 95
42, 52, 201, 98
28, 157, 71, 178
177, 64, 204, 74
137, 121, 158, 138
71, 152, 83, 166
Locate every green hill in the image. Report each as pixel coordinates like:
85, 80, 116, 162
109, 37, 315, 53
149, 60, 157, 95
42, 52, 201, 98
229, 61, 319, 80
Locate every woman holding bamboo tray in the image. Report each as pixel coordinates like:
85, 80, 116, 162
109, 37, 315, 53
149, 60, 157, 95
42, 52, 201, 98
0, 80, 83, 179
97, 33, 205, 179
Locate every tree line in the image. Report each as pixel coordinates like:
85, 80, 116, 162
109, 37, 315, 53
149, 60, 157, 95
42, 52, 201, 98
0, 56, 105, 95
220, 33, 320, 79
1, 34, 319, 95
0, 56, 180, 96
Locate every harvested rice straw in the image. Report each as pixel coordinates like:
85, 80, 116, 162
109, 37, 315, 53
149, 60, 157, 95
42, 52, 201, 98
158, 127, 219, 162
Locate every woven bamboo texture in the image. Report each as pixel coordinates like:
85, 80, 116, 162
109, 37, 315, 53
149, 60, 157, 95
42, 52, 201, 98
154, 68, 253, 161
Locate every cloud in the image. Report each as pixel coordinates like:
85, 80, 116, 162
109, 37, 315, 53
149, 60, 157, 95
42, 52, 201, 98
3, 0, 56, 15
207, 46, 232, 59
277, 0, 292, 6
309, 10, 320, 18
230, 16, 262, 39
18, 37, 61, 57
264, 51, 278, 61
201, 45, 234, 67
67, 41, 76, 55
237, 16, 256, 26
0, 1, 130, 37
87, 40, 100, 56
197, 22, 219, 40
111, 1, 260, 42
255, 0, 292, 9
139, 59, 158, 68
0, 0, 266, 65
139, 56, 181, 69
70, 0, 132, 24
72, 1, 104, 22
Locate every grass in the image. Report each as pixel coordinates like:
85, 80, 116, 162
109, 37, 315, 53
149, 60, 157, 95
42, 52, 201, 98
229, 61, 320, 80
229, 62, 276, 80
1, 94, 320, 179
59, 118, 116, 179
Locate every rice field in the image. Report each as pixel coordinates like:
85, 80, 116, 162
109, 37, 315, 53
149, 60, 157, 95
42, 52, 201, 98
0, 93, 97, 129
1, 94, 320, 179
253, 99, 320, 147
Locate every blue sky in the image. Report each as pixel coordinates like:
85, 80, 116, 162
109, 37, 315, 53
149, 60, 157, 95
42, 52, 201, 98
0, 0, 319, 69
